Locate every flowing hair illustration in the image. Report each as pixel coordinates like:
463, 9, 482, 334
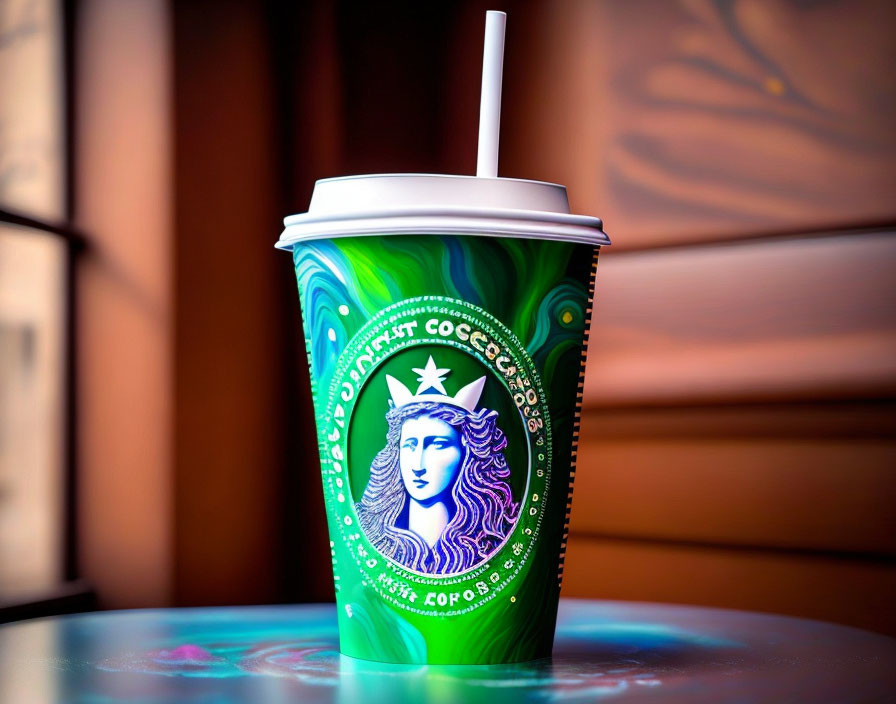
354, 356, 519, 574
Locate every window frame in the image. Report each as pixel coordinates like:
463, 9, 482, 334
0, 0, 91, 618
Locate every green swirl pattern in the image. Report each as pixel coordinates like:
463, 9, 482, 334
293, 234, 598, 664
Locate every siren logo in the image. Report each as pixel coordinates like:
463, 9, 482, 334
323, 297, 552, 616
355, 355, 520, 574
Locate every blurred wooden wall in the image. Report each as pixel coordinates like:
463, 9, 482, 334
74, 0, 895, 633
287, 0, 896, 634
493, 0, 896, 634
76, 0, 173, 608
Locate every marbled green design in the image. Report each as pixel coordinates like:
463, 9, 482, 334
293, 245, 356, 385
292, 234, 599, 664
527, 281, 589, 384
294, 236, 592, 358
339, 585, 428, 664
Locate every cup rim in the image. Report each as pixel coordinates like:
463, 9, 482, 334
277, 209, 609, 249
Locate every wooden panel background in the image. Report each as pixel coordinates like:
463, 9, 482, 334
586, 232, 896, 406
501, 0, 896, 248
573, 419, 896, 556
313, 0, 896, 633
172, 0, 283, 606
562, 537, 896, 635
493, 0, 896, 634
72, 0, 893, 625
75, 0, 173, 609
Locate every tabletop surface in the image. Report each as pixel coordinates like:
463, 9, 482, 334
1, 599, 894, 703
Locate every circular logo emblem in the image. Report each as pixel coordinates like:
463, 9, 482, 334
322, 296, 551, 616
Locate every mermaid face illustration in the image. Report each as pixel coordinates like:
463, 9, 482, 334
355, 355, 520, 574
399, 415, 463, 504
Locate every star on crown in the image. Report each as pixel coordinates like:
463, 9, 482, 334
386, 355, 485, 412
411, 356, 451, 395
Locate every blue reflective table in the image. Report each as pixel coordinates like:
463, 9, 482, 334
1, 599, 894, 703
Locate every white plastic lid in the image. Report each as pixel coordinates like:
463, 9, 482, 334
276, 174, 609, 249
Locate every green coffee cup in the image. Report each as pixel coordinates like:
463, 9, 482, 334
277, 174, 608, 664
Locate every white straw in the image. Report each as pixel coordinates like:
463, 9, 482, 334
476, 11, 506, 178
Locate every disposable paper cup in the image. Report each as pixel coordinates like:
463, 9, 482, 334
277, 174, 609, 664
